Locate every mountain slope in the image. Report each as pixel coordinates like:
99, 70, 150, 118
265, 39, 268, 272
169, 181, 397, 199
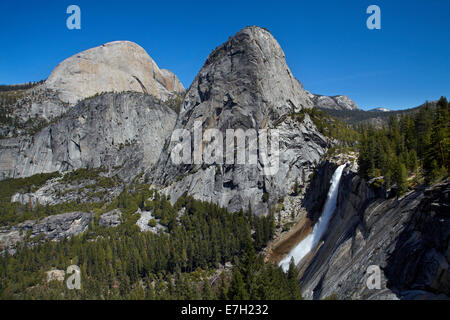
0, 41, 184, 181
298, 165, 449, 300
0, 92, 177, 181
150, 26, 329, 215
0, 26, 447, 301
1, 41, 184, 140
45, 41, 184, 104
320, 100, 438, 126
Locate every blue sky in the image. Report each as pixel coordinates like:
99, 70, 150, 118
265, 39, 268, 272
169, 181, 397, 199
0, 0, 449, 110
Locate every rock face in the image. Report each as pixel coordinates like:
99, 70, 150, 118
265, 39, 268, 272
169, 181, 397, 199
45, 41, 184, 104
0, 92, 177, 181
0, 211, 93, 255
99, 209, 122, 227
135, 209, 165, 233
150, 26, 329, 215
310, 94, 359, 111
1, 40, 184, 181
384, 183, 450, 298
0, 25, 447, 302
299, 166, 450, 300
1, 87, 71, 133
11, 175, 123, 207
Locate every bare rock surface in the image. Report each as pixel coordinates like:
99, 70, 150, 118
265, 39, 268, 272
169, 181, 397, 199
11, 175, 123, 207
151, 26, 329, 215
45, 41, 184, 104
299, 168, 450, 300
0, 211, 93, 255
135, 209, 165, 233
98, 209, 122, 227
46, 269, 66, 283
0, 92, 177, 181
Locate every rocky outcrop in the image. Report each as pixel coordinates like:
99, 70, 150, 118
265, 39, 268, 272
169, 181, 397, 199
384, 183, 450, 298
0, 25, 447, 302
135, 209, 165, 233
46, 269, 66, 283
45, 41, 184, 104
310, 94, 359, 111
150, 26, 329, 215
369, 108, 390, 112
99, 209, 122, 227
0, 92, 177, 181
299, 167, 450, 300
11, 175, 123, 207
0, 87, 71, 136
0, 211, 93, 255
1, 41, 184, 140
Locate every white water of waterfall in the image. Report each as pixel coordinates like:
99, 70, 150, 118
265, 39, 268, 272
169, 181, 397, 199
279, 164, 346, 272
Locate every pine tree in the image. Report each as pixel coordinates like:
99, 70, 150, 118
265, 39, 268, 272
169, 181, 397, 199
202, 279, 214, 300
239, 235, 257, 297
287, 258, 302, 300
227, 270, 249, 300
218, 272, 228, 300
393, 160, 408, 195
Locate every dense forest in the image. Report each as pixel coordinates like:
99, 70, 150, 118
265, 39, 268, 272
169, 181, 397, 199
0, 183, 303, 300
357, 97, 449, 194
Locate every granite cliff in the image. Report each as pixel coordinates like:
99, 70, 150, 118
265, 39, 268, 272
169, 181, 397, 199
0, 92, 177, 181
298, 163, 449, 300
150, 26, 329, 215
45, 41, 184, 105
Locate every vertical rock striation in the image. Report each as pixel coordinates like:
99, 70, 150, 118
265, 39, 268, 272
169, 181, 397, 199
150, 26, 329, 215
299, 165, 450, 300
0, 93, 177, 181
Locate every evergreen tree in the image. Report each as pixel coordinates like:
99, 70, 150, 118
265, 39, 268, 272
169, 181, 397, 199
227, 270, 249, 300
218, 272, 228, 300
287, 259, 302, 300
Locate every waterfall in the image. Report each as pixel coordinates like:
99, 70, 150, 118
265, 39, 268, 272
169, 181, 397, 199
279, 164, 346, 272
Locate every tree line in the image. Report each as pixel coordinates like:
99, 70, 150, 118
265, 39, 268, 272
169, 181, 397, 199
0, 81, 44, 92
0, 184, 303, 300
357, 97, 449, 195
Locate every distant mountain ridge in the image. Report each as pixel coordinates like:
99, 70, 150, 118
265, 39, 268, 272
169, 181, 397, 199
319, 100, 438, 127
369, 107, 390, 112
308, 93, 359, 111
